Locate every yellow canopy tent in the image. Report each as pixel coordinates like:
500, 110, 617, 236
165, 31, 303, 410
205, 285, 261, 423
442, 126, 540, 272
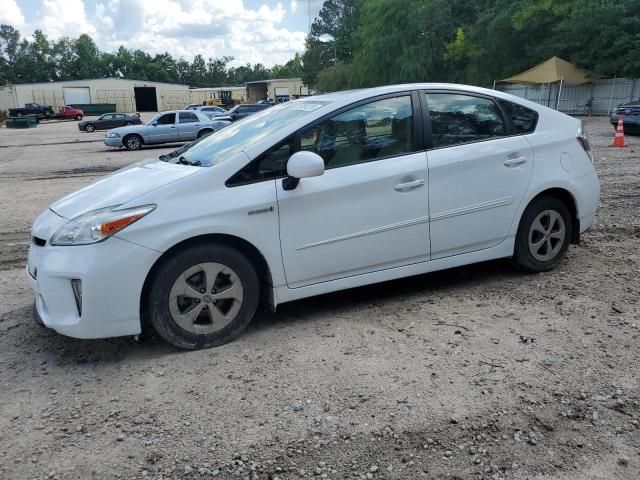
498, 56, 603, 110
501, 56, 601, 85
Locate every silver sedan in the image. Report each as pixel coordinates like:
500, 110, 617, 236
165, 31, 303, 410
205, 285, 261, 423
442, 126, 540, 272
103, 110, 231, 151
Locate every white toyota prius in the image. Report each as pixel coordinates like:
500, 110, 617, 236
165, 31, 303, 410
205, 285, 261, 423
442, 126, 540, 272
27, 84, 600, 349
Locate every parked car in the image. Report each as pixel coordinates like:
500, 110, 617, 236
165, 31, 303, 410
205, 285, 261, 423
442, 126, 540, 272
103, 110, 231, 150
9, 102, 55, 118
210, 103, 271, 122
196, 105, 227, 115
79, 113, 141, 132
58, 106, 85, 120
184, 104, 203, 110
27, 83, 599, 349
610, 98, 640, 134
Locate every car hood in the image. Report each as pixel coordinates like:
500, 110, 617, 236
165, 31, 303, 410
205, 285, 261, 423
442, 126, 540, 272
108, 124, 151, 136
49, 160, 200, 219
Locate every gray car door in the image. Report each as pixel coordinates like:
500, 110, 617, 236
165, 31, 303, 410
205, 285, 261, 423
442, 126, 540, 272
177, 112, 201, 141
147, 113, 177, 143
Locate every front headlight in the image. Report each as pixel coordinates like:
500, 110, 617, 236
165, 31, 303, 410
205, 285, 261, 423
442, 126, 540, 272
50, 205, 155, 246
106, 132, 120, 138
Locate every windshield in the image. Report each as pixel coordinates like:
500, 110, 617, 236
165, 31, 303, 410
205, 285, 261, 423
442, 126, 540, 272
146, 112, 163, 125
174, 100, 329, 167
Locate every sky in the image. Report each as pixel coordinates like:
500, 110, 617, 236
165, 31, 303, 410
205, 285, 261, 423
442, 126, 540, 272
0, 0, 325, 67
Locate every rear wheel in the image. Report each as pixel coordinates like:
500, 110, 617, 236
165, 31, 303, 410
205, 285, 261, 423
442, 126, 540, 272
147, 244, 260, 349
84, 123, 95, 132
123, 134, 142, 150
197, 128, 213, 138
513, 196, 572, 272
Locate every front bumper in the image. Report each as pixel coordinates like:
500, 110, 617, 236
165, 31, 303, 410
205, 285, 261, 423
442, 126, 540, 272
103, 137, 123, 147
27, 210, 162, 339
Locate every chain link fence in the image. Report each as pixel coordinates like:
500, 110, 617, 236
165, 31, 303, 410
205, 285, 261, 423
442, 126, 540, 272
497, 78, 640, 115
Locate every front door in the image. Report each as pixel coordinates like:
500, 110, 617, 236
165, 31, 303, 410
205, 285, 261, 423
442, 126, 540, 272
424, 92, 534, 259
147, 112, 178, 143
276, 94, 430, 288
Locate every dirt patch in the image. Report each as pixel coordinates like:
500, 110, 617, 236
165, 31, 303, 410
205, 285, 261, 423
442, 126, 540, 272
0, 116, 638, 480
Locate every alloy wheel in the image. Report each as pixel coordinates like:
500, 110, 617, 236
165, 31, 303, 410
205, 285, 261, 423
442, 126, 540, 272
126, 136, 141, 149
528, 210, 566, 262
168, 262, 244, 334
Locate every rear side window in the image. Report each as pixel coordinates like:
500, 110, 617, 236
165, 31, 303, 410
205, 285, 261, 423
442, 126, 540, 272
425, 93, 505, 148
498, 99, 539, 134
179, 112, 199, 123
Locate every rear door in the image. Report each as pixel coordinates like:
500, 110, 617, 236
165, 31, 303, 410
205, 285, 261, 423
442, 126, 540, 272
424, 91, 534, 259
147, 112, 177, 143
178, 112, 201, 141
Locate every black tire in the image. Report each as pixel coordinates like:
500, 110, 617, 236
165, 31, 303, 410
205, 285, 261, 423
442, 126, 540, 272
512, 195, 572, 273
84, 123, 95, 133
125, 121, 133, 126
75, 114, 82, 121
197, 128, 213, 138
147, 244, 260, 349
123, 134, 143, 150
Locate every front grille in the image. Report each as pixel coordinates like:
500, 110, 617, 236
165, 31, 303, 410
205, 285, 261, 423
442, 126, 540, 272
32, 236, 46, 247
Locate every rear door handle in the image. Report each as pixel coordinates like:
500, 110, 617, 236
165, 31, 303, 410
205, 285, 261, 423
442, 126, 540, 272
394, 179, 425, 192
503, 156, 527, 167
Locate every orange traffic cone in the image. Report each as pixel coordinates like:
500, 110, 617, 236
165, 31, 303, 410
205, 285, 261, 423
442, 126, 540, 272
613, 117, 625, 147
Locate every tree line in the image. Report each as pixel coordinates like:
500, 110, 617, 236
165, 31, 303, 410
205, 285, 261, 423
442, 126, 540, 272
304, 0, 640, 91
0, 25, 303, 87
1, 0, 639, 91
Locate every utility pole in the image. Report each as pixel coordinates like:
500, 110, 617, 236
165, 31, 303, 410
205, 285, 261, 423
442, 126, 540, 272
308, 0, 312, 33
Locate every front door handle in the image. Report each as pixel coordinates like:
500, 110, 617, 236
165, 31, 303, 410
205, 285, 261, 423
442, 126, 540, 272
504, 156, 527, 167
394, 179, 425, 192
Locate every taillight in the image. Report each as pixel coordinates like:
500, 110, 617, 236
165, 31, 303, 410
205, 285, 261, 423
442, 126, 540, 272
577, 122, 593, 163
577, 136, 593, 163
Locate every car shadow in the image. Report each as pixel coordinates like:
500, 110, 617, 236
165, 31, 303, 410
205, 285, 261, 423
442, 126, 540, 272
102, 143, 185, 152
10, 259, 525, 362
248, 258, 523, 334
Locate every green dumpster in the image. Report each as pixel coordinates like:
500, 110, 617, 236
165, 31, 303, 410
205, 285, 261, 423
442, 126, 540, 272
6, 118, 33, 128
68, 104, 117, 115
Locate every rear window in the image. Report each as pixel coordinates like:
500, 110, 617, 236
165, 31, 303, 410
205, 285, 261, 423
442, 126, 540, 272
498, 100, 539, 134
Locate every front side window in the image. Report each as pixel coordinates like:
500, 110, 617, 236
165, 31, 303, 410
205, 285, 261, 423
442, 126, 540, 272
498, 99, 539, 134
156, 113, 176, 125
426, 93, 505, 148
227, 137, 294, 186
300, 95, 414, 169
179, 112, 199, 123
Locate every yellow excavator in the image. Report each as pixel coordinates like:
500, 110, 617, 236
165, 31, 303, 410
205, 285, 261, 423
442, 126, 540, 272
205, 91, 238, 108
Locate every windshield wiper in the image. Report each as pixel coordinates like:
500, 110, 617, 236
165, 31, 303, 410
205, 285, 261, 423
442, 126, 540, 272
177, 156, 201, 166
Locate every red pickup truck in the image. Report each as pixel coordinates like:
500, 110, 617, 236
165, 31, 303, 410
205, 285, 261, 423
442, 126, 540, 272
57, 106, 84, 120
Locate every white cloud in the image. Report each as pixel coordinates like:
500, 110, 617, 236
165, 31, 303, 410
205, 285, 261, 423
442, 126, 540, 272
0, 0, 26, 28
37, 0, 96, 38
93, 0, 305, 66
0, 0, 308, 68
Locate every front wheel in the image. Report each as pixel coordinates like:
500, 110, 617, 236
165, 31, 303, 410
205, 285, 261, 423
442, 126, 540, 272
512, 196, 572, 273
197, 129, 213, 138
123, 134, 142, 150
84, 123, 95, 132
147, 244, 260, 349
75, 114, 82, 121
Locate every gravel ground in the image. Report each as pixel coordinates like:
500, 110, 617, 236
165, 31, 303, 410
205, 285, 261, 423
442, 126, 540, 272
0, 116, 638, 480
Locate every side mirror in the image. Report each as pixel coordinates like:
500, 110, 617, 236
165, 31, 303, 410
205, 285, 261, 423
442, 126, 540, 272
151, 121, 158, 126
283, 151, 324, 190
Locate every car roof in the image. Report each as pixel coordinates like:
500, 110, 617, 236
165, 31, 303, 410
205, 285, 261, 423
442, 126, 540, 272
299, 83, 548, 113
